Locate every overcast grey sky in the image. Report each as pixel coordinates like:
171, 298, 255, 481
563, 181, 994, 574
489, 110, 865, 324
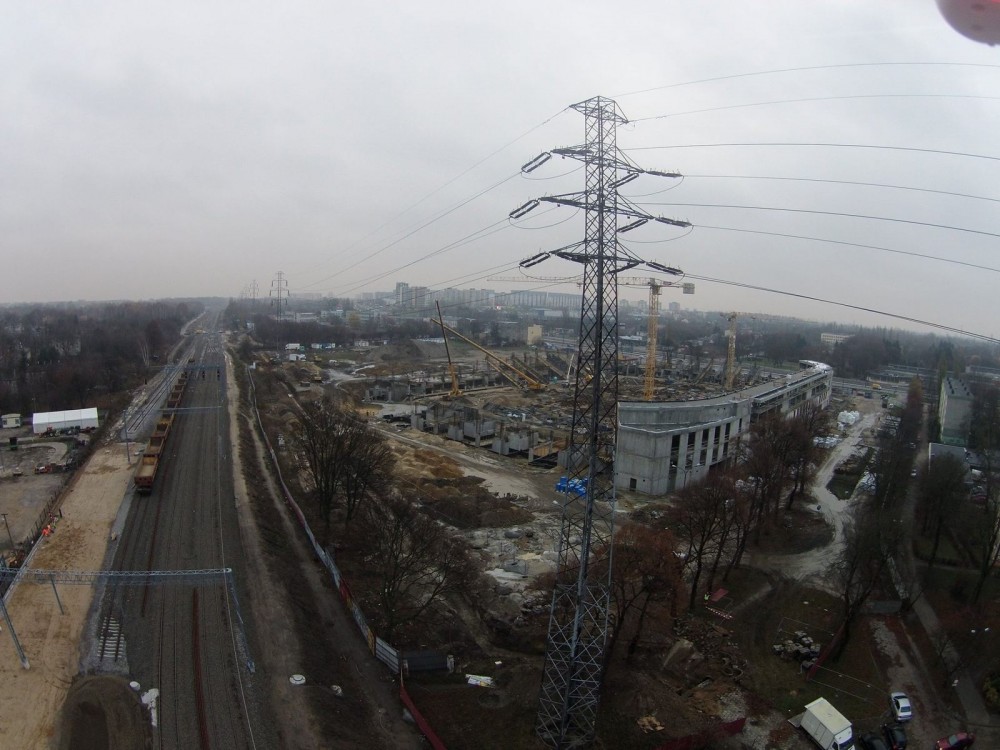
3, 2, 1000, 339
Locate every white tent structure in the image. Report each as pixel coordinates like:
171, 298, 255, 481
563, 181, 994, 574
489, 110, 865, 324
32, 407, 99, 435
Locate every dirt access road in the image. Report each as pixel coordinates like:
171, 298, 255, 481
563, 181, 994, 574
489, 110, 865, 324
751, 404, 881, 590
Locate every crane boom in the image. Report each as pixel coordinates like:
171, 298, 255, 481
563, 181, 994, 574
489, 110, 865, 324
436, 302, 461, 397
437, 321, 545, 390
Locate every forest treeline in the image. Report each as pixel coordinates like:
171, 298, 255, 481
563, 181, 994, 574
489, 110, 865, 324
0, 300, 204, 415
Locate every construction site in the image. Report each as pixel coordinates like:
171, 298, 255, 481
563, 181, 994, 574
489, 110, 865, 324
240, 98, 844, 749
255, 302, 836, 747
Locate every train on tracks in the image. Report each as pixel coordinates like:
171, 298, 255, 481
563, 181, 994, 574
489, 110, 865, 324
134, 368, 189, 493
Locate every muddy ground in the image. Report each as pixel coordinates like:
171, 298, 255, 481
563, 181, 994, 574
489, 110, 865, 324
55, 675, 151, 750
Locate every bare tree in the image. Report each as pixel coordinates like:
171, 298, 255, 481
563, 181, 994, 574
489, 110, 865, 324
833, 506, 903, 655
740, 413, 795, 535
294, 397, 372, 531
600, 523, 683, 670
670, 477, 730, 611
919, 453, 968, 575
360, 495, 473, 638
340, 425, 395, 525
785, 403, 831, 510
968, 385, 1000, 605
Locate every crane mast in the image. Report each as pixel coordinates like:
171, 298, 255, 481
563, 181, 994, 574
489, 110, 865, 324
644, 279, 661, 401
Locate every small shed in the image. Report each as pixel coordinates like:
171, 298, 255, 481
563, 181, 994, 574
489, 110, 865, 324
32, 407, 99, 434
1, 413, 21, 429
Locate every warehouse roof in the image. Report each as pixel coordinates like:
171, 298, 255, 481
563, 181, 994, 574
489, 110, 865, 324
32, 407, 99, 428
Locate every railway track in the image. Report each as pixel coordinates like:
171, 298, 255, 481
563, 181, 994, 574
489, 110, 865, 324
93, 315, 267, 748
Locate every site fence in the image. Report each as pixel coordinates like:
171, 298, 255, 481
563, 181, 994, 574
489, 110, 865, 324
399, 675, 448, 750
2, 432, 100, 600
245, 367, 445, 746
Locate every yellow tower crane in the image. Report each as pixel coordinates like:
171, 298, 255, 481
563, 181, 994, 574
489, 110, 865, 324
723, 312, 739, 391
619, 277, 694, 401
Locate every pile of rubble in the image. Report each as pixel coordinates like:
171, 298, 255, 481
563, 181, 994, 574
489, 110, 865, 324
772, 630, 822, 670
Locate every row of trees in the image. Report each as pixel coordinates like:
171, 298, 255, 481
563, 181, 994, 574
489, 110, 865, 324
293, 396, 472, 638
664, 403, 831, 611
918, 381, 1000, 606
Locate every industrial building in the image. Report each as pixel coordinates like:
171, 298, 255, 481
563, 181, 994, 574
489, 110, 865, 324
616, 363, 833, 496
939, 376, 973, 446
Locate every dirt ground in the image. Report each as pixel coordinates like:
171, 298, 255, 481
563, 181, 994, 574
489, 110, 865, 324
56, 675, 151, 750
0, 446, 134, 749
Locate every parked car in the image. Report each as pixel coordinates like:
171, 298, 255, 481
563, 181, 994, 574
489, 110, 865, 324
859, 731, 890, 750
882, 723, 907, 750
935, 731, 975, 750
889, 692, 912, 722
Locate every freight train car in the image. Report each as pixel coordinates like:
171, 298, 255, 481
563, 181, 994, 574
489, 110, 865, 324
133, 371, 188, 494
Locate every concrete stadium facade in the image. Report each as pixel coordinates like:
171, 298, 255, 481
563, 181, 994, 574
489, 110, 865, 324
616, 363, 833, 497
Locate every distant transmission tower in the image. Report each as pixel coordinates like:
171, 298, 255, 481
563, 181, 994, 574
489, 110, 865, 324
270, 272, 289, 351
512, 96, 689, 748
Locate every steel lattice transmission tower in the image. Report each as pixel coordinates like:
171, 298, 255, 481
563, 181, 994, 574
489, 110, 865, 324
514, 96, 689, 748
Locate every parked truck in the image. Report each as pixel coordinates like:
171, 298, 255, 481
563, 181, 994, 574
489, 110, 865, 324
799, 698, 855, 750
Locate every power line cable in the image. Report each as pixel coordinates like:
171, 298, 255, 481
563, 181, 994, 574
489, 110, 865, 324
293, 110, 569, 286
612, 62, 1000, 100
679, 173, 1000, 205
333, 218, 512, 297
636, 200, 1000, 240
298, 173, 521, 292
684, 273, 999, 344
694, 223, 1000, 275
628, 93, 1000, 122
623, 142, 1000, 163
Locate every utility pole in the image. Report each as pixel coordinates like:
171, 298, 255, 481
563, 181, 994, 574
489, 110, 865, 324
514, 96, 689, 748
